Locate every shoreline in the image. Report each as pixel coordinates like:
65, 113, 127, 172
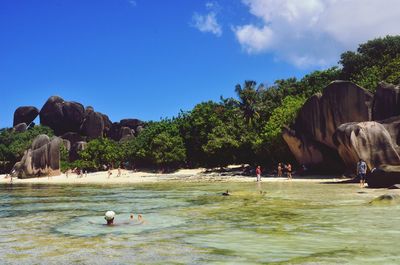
0, 168, 350, 185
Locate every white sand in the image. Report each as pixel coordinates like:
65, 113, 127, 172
0, 168, 347, 185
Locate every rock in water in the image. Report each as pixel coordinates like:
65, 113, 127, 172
12, 134, 62, 178
369, 193, 400, 204
13, 106, 39, 126
39, 96, 85, 135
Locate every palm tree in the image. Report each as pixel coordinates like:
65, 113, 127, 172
234, 81, 261, 126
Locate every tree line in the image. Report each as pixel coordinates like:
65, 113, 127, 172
1, 36, 400, 173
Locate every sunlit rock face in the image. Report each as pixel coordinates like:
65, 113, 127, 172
334, 121, 400, 171
283, 81, 373, 173
12, 134, 62, 179
283, 80, 400, 186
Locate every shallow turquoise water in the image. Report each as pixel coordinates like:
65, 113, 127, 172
1, 181, 399, 264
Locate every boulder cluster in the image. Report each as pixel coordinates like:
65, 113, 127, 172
11, 95, 144, 178
283, 81, 400, 187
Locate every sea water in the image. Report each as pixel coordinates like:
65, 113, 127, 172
1, 181, 399, 264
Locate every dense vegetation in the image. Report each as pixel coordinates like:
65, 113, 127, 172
1, 36, 400, 174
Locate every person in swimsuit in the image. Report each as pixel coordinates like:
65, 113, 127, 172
256, 166, 262, 182
286, 163, 292, 180
277, 163, 283, 177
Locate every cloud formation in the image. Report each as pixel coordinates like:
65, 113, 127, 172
192, 2, 222, 37
234, 0, 400, 68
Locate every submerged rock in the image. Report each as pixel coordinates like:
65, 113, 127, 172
369, 193, 400, 205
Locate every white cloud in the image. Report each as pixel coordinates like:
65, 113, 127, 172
192, 3, 222, 37
234, 0, 400, 68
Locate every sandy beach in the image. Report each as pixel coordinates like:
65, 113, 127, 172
0, 167, 349, 185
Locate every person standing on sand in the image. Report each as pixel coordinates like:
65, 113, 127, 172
256, 166, 262, 182
277, 163, 283, 177
117, 166, 121, 177
108, 168, 112, 178
286, 163, 292, 180
357, 159, 367, 188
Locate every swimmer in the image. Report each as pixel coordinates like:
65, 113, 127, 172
104, 210, 116, 225
222, 190, 231, 196
88, 211, 145, 226
137, 214, 147, 224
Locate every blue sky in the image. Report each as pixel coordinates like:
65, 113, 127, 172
1, 0, 399, 128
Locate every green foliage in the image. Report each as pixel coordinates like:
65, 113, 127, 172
340, 35, 400, 90
59, 144, 70, 172
123, 119, 186, 169
2, 36, 400, 172
0, 126, 54, 173
256, 96, 306, 164
75, 138, 123, 171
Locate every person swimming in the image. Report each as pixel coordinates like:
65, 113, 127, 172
222, 190, 231, 196
89, 211, 145, 226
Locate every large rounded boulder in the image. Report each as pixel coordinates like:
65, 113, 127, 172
12, 134, 62, 178
80, 109, 105, 140
372, 82, 400, 120
13, 106, 39, 126
40, 96, 85, 135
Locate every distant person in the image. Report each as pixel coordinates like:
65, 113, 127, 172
104, 210, 116, 225
84, 170, 88, 178
117, 167, 121, 177
137, 214, 147, 224
65, 169, 69, 178
108, 168, 112, 178
256, 166, 262, 182
97, 211, 142, 226
286, 163, 292, 180
357, 159, 367, 188
277, 163, 283, 177
222, 190, 231, 196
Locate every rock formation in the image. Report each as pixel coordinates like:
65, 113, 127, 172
69, 141, 87, 161
12, 134, 62, 178
40, 96, 85, 135
80, 108, 104, 140
13, 106, 39, 126
13, 123, 27, 133
283, 80, 400, 187
283, 81, 373, 172
10, 96, 144, 178
372, 82, 400, 120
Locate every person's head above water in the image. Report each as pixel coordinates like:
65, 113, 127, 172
104, 211, 115, 225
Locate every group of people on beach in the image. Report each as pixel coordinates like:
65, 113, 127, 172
255, 162, 293, 182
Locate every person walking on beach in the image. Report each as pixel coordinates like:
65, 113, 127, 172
117, 166, 121, 177
357, 159, 367, 188
286, 163, 292, 180
277, 163, 283, 177
108, 168, 112, 178
256, 166, 262, 182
